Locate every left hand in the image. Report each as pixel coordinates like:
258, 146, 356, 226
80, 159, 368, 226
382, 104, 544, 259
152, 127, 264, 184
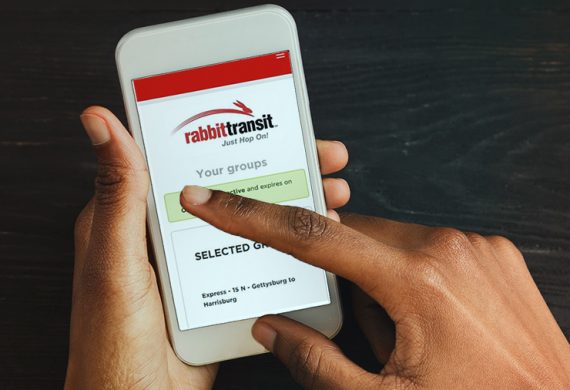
64, 106, 350, 389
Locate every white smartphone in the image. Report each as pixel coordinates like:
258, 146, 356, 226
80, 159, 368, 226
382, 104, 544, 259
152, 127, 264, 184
115, 5, 342, 365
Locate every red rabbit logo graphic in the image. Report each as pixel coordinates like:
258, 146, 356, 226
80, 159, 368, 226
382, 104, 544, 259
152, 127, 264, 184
172, 100, 254, 134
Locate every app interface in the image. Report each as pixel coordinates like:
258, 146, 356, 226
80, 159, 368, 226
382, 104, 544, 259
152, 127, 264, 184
133, 51, 330, 330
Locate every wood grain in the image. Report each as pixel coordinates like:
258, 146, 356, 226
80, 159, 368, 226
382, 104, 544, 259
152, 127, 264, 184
1, 1, 569, 388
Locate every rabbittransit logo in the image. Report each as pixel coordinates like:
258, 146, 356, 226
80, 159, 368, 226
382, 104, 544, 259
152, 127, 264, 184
172, 101, 276, 145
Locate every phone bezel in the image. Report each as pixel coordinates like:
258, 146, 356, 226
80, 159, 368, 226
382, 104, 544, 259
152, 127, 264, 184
115, 4, 342, 365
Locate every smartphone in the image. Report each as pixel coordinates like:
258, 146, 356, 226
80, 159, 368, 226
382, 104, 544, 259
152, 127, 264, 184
115, 5, 342, 365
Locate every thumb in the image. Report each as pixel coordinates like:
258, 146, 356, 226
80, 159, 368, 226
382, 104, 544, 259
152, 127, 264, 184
252, 315, 379, 390
78, 106, 150, 287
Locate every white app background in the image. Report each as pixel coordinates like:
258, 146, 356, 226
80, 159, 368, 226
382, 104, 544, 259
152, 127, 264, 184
135, 72, 330, 330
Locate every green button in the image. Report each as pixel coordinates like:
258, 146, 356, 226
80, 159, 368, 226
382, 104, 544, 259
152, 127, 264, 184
164, 169, 309, 223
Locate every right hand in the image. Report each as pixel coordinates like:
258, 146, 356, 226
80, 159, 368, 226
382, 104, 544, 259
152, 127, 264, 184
179, 187, 570, 389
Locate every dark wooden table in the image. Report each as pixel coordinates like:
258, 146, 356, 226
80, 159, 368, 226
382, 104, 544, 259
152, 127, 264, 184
2, 1, 569, 388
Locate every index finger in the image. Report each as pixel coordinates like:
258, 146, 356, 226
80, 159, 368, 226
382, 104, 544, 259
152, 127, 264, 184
179, 185, 409, 307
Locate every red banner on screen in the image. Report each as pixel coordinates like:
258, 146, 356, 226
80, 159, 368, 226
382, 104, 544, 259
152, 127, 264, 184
133, 51, 291, 102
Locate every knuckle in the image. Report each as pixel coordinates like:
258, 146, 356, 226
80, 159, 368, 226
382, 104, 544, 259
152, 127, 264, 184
464, 231, 487, 247
487, 235, 517, 251
95, 162, 130, 204
221, 192, 256, 218
437, 227, 470, 248
289, 341, 331, 389
428, 227, 472, 258
95, 160, 148, 207
487, 235, 524, 259
214, 192, 258, 233
287, 207, 329, 243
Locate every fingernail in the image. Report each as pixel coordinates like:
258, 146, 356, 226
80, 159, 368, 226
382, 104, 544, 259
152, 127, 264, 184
252, 321, 277, 351
327, 209, 341, 222
80, 114, 111, 145
182, 185, 212, 205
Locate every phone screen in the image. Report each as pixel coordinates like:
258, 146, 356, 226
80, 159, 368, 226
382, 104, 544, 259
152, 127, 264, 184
132, 51, 330, 330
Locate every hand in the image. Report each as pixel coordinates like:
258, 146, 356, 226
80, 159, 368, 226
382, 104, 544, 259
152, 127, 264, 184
64, 106, 350, 389
179, 188, 570, 389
